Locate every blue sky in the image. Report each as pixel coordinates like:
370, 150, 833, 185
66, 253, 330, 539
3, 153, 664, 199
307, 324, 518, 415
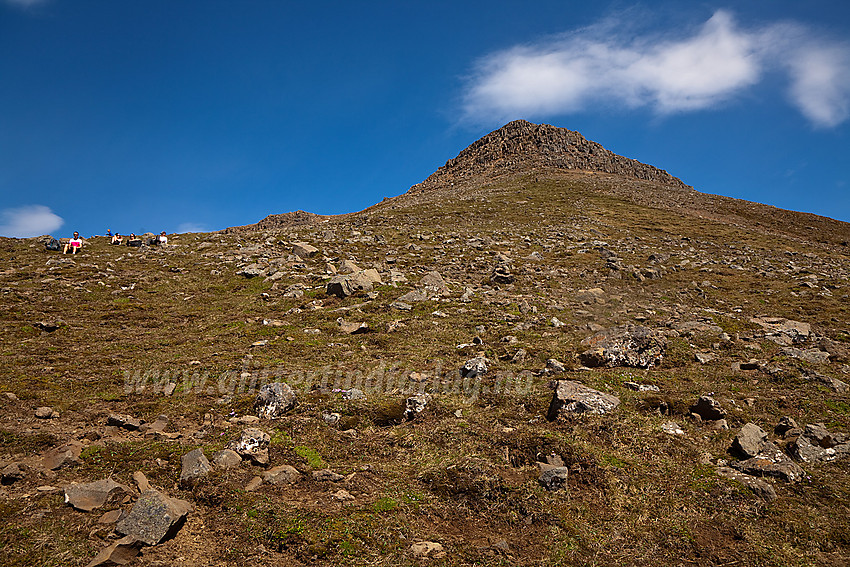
1, 1, 849, 238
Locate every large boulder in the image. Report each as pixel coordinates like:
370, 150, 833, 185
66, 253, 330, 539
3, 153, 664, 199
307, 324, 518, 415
116, 489, 192, 546
546, 380, 620, 420
326, 269, 382, 298
579, 325, 666, 368
253, 382, 297, 419
292, 242, 318, 258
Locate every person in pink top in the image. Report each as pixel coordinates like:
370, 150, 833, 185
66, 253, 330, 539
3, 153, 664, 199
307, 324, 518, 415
63, 232, 82, 254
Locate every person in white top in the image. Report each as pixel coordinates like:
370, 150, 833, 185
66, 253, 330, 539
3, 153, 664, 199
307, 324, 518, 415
156, 231, 168, 246
63, 232, 82, 254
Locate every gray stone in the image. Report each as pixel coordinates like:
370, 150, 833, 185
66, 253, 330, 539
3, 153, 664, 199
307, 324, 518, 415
397, 289, 429, 302
1, 463, 25, 485
623, 381, 660, 392
42, 440, 84, 470
106, 414, 143, 431
751, 316, 810, 345
236, 263, 266, 278
547, 380, 620, 420
35, 406, 57, 419
86, 535, 144, 567
783, 347, 830, 364
460, 356, 489, 379
578, 325, 667, 369
404, 393, 431, 421
774, 416, 799, 437
326, 268, 382, 298
689, 396, 727, 421
342, 388, 366, 400
313, 469, 344, 482
116, 489, 192, 546
716, 466, 777, 502
227, 427, 271, 465
263, 465, 301, 485
211, 449, 242, 470
410, 541, 446, 559
292, 242, 318, 258
253, 382, 297, 419
132, 471, 151, 493
420, 270, 449, 294
789, 423, 850, 463
731, 442, 804, 482
538, 463, 570, 491
546, 359, 566, 373
179, 448, 211, 488
64, 478, 128, 512
732, 423, 768, 459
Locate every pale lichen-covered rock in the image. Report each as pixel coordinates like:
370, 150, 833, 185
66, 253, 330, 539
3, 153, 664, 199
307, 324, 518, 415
227, 427, 271, 465
546, 380, 620, 420
579, 325, 666, 368
253, 382, 297, 419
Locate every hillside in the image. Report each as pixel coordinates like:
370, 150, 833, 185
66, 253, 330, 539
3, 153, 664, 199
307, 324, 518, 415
1, 122, 849, 566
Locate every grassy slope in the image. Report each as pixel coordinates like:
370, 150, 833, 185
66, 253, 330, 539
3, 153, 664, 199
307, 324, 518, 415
1, 172, 849, 566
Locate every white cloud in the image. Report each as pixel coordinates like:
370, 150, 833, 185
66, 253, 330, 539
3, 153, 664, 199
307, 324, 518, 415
176, 222, 210, 234
462, 10, 850, 128
0, 205, 64, 238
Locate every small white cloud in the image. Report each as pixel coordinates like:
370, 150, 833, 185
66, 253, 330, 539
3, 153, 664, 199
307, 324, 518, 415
462, 10, 850, 128
176, 222, 209, 234
784, 43, 850, 128
0, 205, 64, 238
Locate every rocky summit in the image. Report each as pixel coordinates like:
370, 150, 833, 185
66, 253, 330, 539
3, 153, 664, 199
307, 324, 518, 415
1, 121, 850, 566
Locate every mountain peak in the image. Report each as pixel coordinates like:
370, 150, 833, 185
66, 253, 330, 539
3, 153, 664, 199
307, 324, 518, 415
410, 120, 691, 192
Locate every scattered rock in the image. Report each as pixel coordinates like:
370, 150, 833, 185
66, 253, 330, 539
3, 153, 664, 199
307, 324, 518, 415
227, 428, 271, 465
42, 440, 84, 470
579, 325, 666, 368
545, 358, 566, 373
730, 442, 804, 482
86, 535, 144, 567
716, 466, 777, 502
732, 423, 768, 459
689, 396, 727, 421
333, 489, 355, 501
662, 422, 684, 435
410, 541, 446, 559
211, 449, 243, 470
292, 242, 319, 258
751, 316, 810, 345
538, 463, 570, 491
35, 406, 58, 419
64, 478, 128, 512
116, 489, 192, 546
179, 448, 212, 488
546, 380, 620, 420
421, 270, 449, 294
313, 469, 344, 482
326, 269, 382, 298
1, 463, 25, 485
404, 393, 431, 421
253, 382, 297, 419
107, 414, 144, 431
263, 465, 301, 485
245, 476, 263, 492
789, 423, 850, 463
460, 356, 489, 379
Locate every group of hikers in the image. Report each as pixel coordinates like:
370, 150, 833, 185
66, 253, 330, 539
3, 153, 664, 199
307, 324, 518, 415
54, 229, 169, 254
106, 229, 168, 248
